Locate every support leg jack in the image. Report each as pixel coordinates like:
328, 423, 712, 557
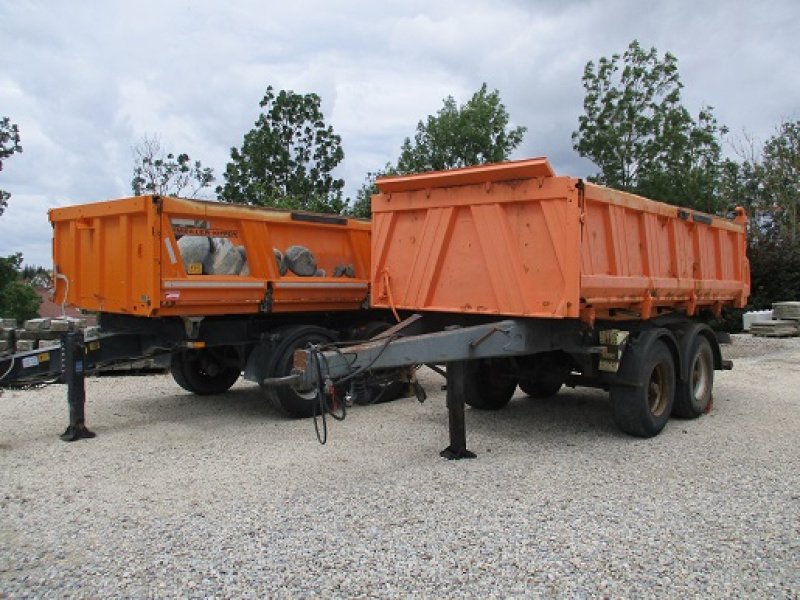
60, 331, 96, 442
440, 361, 476, 460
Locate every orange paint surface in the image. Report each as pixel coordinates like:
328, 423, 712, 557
49, 196, 371, 317
371, 158, 749, 322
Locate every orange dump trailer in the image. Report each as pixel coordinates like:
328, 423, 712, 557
370, 157, 749, 323
49, 196, 371, 317
30, 196, 388, 426
292, 158, 750, 457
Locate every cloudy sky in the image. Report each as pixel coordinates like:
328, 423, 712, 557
1, 0, 798, 266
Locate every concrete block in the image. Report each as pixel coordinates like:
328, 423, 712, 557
23, 318, 51, 331
84, 326, 101, 340
49, 319, 72, 332
15, 340, 36, 352
773, 302, 800, 321
0, 340, 10, 352
37, 339, 59, 349
16, 330, 38, 341
66, 317, 87, 330
751, 319, 800, 337
742, 310, 773, 332
0, 318, 17, 329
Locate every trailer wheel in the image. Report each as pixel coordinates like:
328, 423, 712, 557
672, 336, 714, 418
610, 340, 675, 437
262, 325, 337, 418
171, 347, 241, 395
519, 378, 563, 398
461, 358, 518, 410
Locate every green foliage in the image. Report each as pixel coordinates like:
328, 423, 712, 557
396, 83, 526, 174
718, 156, 765, 239
345, 165, 399, 219
573, 40, 726, 211
719, 120, 800, 242
131, 135, 215, 198
218, 86, 345, 214
0, 253, 22, 292
346, 173, 381, 219
762, 120, 800, 241
0, 254, 41, 322
348, 84, 524, 218
0, 281, 41, 323
0, 116, 23, 217
21, 264, 52, 288
748, 236, 800, 309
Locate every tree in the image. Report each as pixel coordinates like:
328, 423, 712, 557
218, 86, 345, 213
345, 165, 399, 219
396, 83, 526, 174
131, 135, 215, 198
0, 117, 23, 217
761, 120, 800, 241
0, 253, 41, 323
347, 84, 525, 218
716, 120, 800, 315
572, 40, 726, 211
719, 120, 800, 241
21, 264, 52, 288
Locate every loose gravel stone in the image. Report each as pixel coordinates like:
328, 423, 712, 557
0, 338, 798, 598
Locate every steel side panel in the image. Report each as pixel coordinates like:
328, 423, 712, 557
370, 161, 749, 320
371, 176, 582, 318
579, 184, 750, 312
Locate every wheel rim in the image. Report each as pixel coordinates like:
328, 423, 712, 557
648, 362, 670, 416
691, 351, 712, 401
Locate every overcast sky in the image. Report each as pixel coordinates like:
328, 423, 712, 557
1, 0, 798, 266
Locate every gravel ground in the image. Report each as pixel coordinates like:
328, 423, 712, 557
1, 335, 798, 598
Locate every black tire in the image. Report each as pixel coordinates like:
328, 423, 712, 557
610, 340, 675, 437
460, 358, 518, 410
673, 336, 714, 418
170, 347, 241, 395
261, 325, 336, 418
519, 377, 563, 398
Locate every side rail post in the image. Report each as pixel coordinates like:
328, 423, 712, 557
60, 330, 95, 442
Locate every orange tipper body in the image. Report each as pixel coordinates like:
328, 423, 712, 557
49, 196, 371, 317
371, 158, 750, 322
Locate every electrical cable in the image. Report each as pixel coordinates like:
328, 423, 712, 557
0, 355, 17, 383
54, 268, 70, 318
310, 333, 400, 444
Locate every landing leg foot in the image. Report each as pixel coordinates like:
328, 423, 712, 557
60, 422, 96, 442
439, 446, 477, 460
